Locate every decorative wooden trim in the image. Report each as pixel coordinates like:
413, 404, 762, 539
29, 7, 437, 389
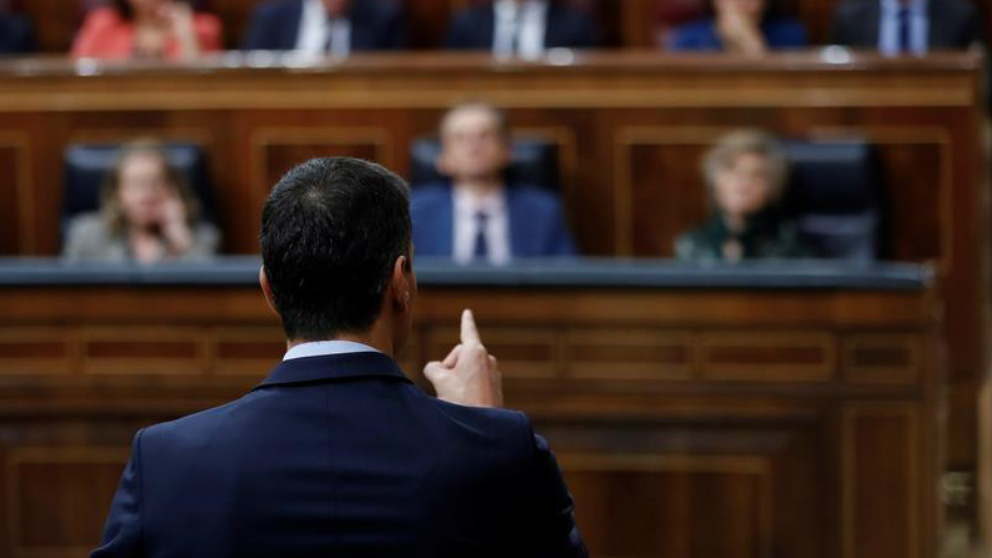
0, 328, 75, 375
612, 126, 730, 255
0, 133, 34, 254
79, 327, 207, 376
841, 333, 920, 385
249, 127, 394, 220
427, 327, 559, 379
6, 447, 130, 558
841, 405, 922, 558
699, 331, 838, 382
566, 329, 693, 380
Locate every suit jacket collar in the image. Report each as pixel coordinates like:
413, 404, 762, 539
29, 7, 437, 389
253, 351, 410, 390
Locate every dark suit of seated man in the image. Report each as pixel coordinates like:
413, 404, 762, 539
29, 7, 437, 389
0, 12, 34, 54
411, 102, 577, 264
91, 158, 587, 558
446, 0, 597, 60
830, 0, 984, 55
242, 0, 405, 55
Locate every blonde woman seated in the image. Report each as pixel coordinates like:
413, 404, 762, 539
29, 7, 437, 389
63, 141, 220, 264
676, 130, 811, 262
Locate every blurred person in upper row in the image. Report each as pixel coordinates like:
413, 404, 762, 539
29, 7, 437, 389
830, 0, 984, 56
669, 0, 806, 54
72, 0, 222, 60
63, 141, 220, 263
412, 102, 576, 265
0, 0, 34, 55
446, 0, 598, 59
243, 0, 405, 54
676, 130, 810, 262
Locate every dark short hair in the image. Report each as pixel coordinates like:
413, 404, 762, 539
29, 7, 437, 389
260, 158, 412, 341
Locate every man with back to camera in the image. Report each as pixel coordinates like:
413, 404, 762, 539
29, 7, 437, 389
411, 102, 577, 265
242, 0, 406, 55
90, 157, 587, 558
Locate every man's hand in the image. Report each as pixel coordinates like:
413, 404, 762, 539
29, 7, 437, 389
423, 309, 504, 408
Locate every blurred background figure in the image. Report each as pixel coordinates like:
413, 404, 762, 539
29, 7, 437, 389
668, 0, 806, 54
676, 130, 810, 262
411, 102, 576, 265
830, 0, 984, 56
446, 0, 597, 60
63, 141, 219, 263
72, 0, 222, 60
242, 0, 405, 54
0, 0, 34, 55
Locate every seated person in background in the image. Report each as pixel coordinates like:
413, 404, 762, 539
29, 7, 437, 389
0, 2, 34, 55
63, 141, 220, 264
243, 0, 405, 54
830, 0, 984, 56
668, 0, 806, 54
411, 102, 577, 265
676, 130, 810, 262
72, 0, 223, 60
446, 0, 597, 60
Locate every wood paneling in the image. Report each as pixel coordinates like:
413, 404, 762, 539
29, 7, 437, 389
0, 278, 942, 558
4, 52, 981, 470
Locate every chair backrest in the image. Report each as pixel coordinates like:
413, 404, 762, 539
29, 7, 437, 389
62, 142, 215, 226
783, 140, 884, 262
408, 136, 560, 192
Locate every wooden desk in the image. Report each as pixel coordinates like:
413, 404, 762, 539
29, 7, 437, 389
0, 259, 940, 558
0, 52, 984, 479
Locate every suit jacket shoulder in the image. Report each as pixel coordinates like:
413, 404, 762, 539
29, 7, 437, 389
445, 4, 494, 50
545, 3, 598, 49
829, 0, 878, 46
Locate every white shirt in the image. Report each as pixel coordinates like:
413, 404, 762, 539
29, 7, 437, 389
295, 0, 352, 57
493, 0, 548, 60
878, 0, 928, 56
283, 340, 379, 361
453, 187, 512, 266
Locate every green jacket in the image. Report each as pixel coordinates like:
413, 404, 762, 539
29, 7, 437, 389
675, 211, 812, 262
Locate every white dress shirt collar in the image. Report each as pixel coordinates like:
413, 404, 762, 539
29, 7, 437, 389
283, 340, 379, 361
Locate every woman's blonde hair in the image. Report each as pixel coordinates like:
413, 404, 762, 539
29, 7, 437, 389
701, 129, 790, 203
100, 139, 200, 236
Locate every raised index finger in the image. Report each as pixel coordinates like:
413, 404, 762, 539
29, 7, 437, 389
460, 309, 482, 345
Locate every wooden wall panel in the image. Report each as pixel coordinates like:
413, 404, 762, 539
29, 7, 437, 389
0, 279, 942, 558
6, 448, 129, 558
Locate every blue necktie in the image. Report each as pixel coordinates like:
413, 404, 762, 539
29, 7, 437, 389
472, 212, 489, 261
898, 8, 912, 54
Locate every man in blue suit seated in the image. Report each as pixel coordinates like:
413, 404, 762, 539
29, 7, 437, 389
91, 157, 587, 558
242, 0, 405, 55
446, 0, 597, 60
412, 102, 578, 265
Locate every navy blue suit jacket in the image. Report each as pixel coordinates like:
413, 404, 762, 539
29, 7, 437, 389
242, 0, 406, 51
445, 1, 597, 50
411, 184, 578, 259
0, 14, 34, 54
92, 352, 587, 558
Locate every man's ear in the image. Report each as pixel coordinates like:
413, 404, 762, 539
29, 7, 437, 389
391, 255, 412, 313
259, 266, 279, 317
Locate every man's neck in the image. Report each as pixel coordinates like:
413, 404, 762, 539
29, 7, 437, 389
454, 176, 504, 198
